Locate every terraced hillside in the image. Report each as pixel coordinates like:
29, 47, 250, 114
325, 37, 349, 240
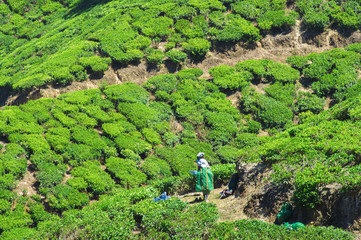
1, 0, 361, 239
1, 0, 361, 95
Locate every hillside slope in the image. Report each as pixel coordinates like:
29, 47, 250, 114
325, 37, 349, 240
1, 0, 361, 105
2, 0, 361, 239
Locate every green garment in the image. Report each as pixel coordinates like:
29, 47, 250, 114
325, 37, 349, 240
195, 167, 214, 192
284, 222, 305, 230
277, 203, 292, 223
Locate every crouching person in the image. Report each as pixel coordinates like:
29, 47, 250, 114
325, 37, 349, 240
195, 152, 214, 202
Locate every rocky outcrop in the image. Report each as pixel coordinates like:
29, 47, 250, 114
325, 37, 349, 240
236, 162, 361, 230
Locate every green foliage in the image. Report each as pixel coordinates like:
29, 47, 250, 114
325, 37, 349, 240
63, 143, 102, 167
212, 163, 236, 187
303, 10, 329, 30
102, 121, 137, 139
36, 163, 67, 195
115, 133, 152, 155
216, 145, 242, 163
143, 74, 178, 93
45, 127, 70, 152
205, 111, 238, 145
209, 219, 353, 239
188, 0, 226, 14
106, 157, 147, 188
103, 82, 149, 104
142, 128, 162, 145
286, 55, 309, 70
22, 134, 50, 154
142, 200, 219, 239
255, 95, 293, 129
235, 133, 260, 149
0, 196, 33, 232
142, 156, 172, 180
210, 14, 261, 43
166, 49, 187, 63
66, 177, 88, 191
145, 48, 165, 66
118, 102, 161, 129
265, 82, 296, 107
302, 49, 361, 98
162, 132, 180, 146
246, 120, 262, 133
293, 181, 320, 209
209, 65, 253, 90
182, 38, 211, 56
72, 161, 115, 195
79, 56, 111, 73
294, 92, 325, 114
48, 184, 89, 211
0, 227, 37, 240
156, 144, 196, 176
231, 2, 261, 20
236, 59, 300, 83
258, 10, 298, 30
71, 126, 106, 150
120, 149, 141, 163
29, 201, 59, 226
0, 199, 11, 214
150, 176, 184, 195
142, 17, 174, 39
345, 43, 361, 54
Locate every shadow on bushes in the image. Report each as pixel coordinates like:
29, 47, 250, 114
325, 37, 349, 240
66, 0, 113, 18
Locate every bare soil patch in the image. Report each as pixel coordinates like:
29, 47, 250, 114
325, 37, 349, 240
14, 160, 38, 197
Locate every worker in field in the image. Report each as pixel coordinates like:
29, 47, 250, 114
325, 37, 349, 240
195, 152, 214, 202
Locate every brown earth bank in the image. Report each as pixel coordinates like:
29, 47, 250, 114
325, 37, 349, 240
179, 162, 361, 235
2, 25, 361, 107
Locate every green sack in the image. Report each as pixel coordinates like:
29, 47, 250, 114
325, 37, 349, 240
284, 222, 305, 230
277, 203, 292, 223
195, 167, 214, 192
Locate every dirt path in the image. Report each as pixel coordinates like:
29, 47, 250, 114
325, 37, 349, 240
14, 160, 38, 197
178, 186, 272, 223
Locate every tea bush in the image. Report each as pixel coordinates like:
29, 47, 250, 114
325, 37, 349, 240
142, 156, 172, 180
142, 128, 162, 145
142, 199, 219, 239
143, 74, 178, 93
71, 161, 115, 195
63, 143, 102, 166
236, 59, 300, 84
265, 82, 296, 108
115, 133, 152, 155
212, 163, 236, 187
182, 38, 211, 56
208, 219, 354, 239
118, 102, 161, 129
36, 162, 67, 195
166, 49, 188, 63
106, 157, 147, 188
103, 82, 149, 104
155, 144, 197, 176
145, 48, 165, 66
255, 95, 293, 128
216, 145, 242, 163
79, 56, 111, 73
47, 184, 90, 211
294, 92, 325, 114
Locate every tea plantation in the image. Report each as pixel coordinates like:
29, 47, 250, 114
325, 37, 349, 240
1, 0, 361, 91
1, 0, 361, 239
1, 43, 361, 237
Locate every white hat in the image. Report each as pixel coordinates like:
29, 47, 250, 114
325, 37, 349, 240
197, 152, 205, 158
